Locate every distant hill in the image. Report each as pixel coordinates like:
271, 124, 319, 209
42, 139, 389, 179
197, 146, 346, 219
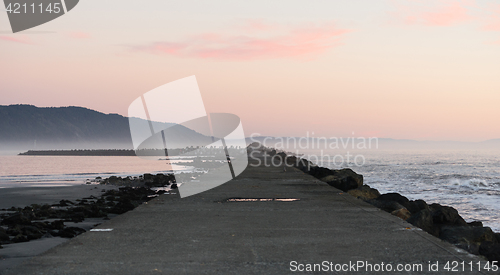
0, 105, 212, 152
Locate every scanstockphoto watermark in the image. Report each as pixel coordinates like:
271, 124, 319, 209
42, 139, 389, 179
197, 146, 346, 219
249, 132, 379, 168
128, 76, 248, 198
289, 260, 425, 273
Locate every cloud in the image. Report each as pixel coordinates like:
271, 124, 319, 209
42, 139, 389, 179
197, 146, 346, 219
390, 1, 500, 44
131, 22, 350, 61
0, 36, 33, 45
481, 4, 500, 31
391, 0, 473, 26
239, 19, 276, 32
67, 32, 91, 39
135, 42, 188, 55
486, 39, 500, 45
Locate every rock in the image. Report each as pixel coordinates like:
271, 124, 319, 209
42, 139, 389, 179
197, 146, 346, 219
50, 220, 65, 230
144, 174, 173, 188
308, 166, 335, 179
407, 209, 439, 237
455, 242, 481, 255
0, 229, 9, 241
32, 221, 49, 231
6, 225, 22, 236
58, 199, 73, 206
347, 185, 380, 200
377, 193, 419, 214
96, 198, 105, 205
391, 208, 411, 220
411, 199, 429, 213
479, 242, 500, 262
66, 212, 85, 223
109, 200, 136, 214
1, 212, 32, 225
13, 233, 28, 243
21, 225, 43, 240
32, 204, 56, 219
496, 233, 500, 243
367, 199, 405, 213
107, 176, 121, 184
318, 169, 363, 192
429, 204, 467, 226
285, 156, 313, 172
467, 221, 483, 227
439, 226, 497, 245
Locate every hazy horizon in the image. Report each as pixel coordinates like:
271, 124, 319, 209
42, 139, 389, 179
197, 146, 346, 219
3, 103, 500, 144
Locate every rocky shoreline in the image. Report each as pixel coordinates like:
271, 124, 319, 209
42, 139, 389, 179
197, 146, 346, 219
0, 173, 177, 250
270, 149, 500, 263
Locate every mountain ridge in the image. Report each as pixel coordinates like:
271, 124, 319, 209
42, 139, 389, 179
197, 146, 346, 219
0, 104, 211, 152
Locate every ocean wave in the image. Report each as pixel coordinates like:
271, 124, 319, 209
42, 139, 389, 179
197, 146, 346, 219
445, 177, 494, 190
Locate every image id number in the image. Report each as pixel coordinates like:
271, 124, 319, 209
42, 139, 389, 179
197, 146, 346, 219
6, 2, 62, 14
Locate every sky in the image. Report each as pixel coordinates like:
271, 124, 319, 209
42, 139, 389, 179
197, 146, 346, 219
1, 0, 500, 142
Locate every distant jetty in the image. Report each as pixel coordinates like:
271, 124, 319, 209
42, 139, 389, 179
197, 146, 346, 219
18, 147, 243, 156
19, 149, 136, 156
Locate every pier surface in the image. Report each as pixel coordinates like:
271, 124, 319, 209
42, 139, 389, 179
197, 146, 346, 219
4, 157, 493, 274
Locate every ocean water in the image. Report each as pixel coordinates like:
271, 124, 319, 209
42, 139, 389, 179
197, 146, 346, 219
304, 149, 500, 232
0, 156, 189, 188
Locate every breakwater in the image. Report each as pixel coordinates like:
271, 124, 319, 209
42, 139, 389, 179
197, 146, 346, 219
269, 149, 500, 263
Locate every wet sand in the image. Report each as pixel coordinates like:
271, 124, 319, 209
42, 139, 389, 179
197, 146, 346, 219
0, 184, 119, 273
0, 184, 119, 209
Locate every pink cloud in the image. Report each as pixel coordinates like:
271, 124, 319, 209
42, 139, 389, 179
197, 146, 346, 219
67, 32, 91, 39
481, 4, 500, 31
418, 2, 470, 26
240, 19, 275, 32
0, 36, 33, 45
134, 42, 188, 55
131, 22, 350, 61
392, 0, 473, 26
487, 39, 500, 45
